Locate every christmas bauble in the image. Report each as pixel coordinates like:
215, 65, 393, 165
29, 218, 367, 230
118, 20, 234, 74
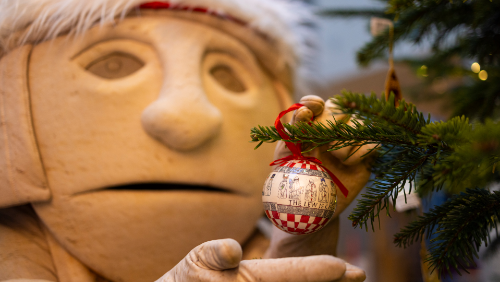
262, 159, 337, 235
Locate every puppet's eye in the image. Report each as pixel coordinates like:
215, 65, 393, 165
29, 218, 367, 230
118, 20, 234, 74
209, 65, 246, 93
85, 52, 144, 79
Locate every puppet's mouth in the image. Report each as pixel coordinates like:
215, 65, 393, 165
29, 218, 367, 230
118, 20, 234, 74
106, 182, 233, 194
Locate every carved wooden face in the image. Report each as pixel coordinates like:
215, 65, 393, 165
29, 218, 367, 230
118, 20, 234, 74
29, 14, 288, 282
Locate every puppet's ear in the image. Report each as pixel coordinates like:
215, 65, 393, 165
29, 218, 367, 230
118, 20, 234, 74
0, 45, 51, 208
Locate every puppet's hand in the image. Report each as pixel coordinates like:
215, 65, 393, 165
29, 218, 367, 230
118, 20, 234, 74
264, 95, 373, 272
273, 95, 374, 224
155, 239, 364, 282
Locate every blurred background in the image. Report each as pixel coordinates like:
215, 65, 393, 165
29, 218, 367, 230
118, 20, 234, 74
313, 0, 448, 120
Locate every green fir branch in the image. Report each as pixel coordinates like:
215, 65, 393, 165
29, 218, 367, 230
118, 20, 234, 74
316, 8, 388, 19
250, 91, 500, 276
394, 189, 500, 276
285, 0, 500, 277
251, 110, 416, 150
251, 92, 430, 149
333, 91, 430, 135
349, 150, 431, 230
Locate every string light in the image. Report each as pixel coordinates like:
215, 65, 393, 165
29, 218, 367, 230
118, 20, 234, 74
479, 70, 488, 81
419, 65, 428, 77
471, 62, 480, 73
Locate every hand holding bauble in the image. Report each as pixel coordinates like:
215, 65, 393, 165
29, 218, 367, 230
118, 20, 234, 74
262, 97, 352, 235
263, 95, 374, 261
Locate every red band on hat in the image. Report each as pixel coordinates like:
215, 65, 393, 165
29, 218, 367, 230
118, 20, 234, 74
139, 2, 246, 25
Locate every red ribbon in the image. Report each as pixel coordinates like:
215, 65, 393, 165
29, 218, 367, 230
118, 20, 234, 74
270, 104, 349, 197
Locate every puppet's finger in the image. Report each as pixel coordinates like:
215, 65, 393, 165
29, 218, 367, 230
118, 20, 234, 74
188, 238, 242, 271
299, 95, 325, 117
156, 239, 242, 282
292, 106, 314, 124
239, 255, 347, 282
336, 263, 366, 282
291, 95, 325, 124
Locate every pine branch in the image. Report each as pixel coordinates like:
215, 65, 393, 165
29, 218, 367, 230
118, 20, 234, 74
425, 119, 500, 193
316, 9, 388, 19
349, 150, 430, 230
333, 91, 430, 135
394, 189, 500, 277
251, 91, 500, 218
250, 92, 431, 149
250, 91, 500, 275
251, 116, 416, 150
280, 0, 500, 276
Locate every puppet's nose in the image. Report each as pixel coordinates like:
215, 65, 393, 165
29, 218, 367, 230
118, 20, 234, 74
141, 88, 222, 151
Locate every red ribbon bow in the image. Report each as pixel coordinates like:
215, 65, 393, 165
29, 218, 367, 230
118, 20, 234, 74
270, 103, 349, 198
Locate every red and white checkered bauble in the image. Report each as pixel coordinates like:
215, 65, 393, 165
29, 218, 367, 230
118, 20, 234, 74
262, 159, 337, 235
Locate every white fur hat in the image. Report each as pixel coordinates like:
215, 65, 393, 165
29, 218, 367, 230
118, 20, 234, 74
0, 0, 317, 94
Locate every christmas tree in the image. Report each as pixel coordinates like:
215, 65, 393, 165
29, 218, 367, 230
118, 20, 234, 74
318, 0, 500, 121
252, 0, 500, 278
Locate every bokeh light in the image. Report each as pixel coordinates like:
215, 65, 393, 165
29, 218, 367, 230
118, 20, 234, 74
471, 62, 480, 73
419, 65, 428, 77
479, 70, 488, 81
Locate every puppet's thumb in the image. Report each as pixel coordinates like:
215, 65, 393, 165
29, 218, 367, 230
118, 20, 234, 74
187, 239, 242, 271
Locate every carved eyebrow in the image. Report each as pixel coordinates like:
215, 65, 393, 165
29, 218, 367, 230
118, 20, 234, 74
204, 48, 243, 59
70, 38, 152, 60
203, 47, 256, 69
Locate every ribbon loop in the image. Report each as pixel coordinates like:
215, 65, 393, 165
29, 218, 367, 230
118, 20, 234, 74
274, 103, 304, 157
271, 104, 349, 198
